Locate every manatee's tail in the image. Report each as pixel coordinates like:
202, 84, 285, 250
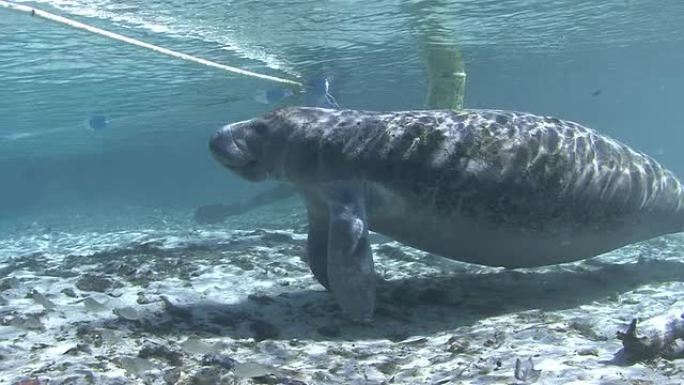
658, 169, 684, 233
680, 190, 684, 232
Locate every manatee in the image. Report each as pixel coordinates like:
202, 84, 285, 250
209, 107, 684, 321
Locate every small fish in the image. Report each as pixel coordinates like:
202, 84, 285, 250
82, 297, 108, 312
85, 112, 108, 131
201, 353, 236, 369
63, 343, 92, 355
118, 356, 155, 376
113, 306, 139, 321
399, 336, 428, 345
28, 289, 56, 310
514, 357, 542, 383
179, 338, 214, 354
9, 315, 44, 331
99, 329, 123, 345
591, 89, 602, 97
14, 379, 41, 385
233, 361, 277, 378
1, 277, 21, 289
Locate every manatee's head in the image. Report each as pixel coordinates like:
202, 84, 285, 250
211, 107, 341, 183
210, 110, 292, 182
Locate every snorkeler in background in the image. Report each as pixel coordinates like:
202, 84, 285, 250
407, 0, 466, 110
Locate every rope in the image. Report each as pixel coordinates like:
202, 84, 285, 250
0, 1, 304, 87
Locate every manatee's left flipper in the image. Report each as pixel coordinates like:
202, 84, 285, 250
194, 202, 247, 224
324, 181, 376, 322
303, 193, 331, 290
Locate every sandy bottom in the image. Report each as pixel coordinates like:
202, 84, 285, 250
2, 202, 684, 384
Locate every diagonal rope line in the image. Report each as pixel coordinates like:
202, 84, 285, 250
0, 0, 304, 88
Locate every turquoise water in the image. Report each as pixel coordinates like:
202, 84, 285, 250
2, 0, 684, 229
3, 1, 684, 383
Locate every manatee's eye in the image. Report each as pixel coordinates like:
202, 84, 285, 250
252, 121, 269, 136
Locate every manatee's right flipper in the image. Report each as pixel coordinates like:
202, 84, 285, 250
323, 182, 376, 322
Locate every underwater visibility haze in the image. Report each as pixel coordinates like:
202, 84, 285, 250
2, 0, 684, 384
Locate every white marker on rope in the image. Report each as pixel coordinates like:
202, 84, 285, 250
0, 0, 303, 87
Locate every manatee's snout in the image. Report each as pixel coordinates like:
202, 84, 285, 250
210, 119, 272, 182
209, 121, 255, 169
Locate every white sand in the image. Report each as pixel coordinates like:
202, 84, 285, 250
2, 205, 684, 384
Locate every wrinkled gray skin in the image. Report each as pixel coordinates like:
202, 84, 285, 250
210, 107, 684, 321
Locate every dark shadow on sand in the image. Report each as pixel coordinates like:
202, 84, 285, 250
81, 256, 684, 344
